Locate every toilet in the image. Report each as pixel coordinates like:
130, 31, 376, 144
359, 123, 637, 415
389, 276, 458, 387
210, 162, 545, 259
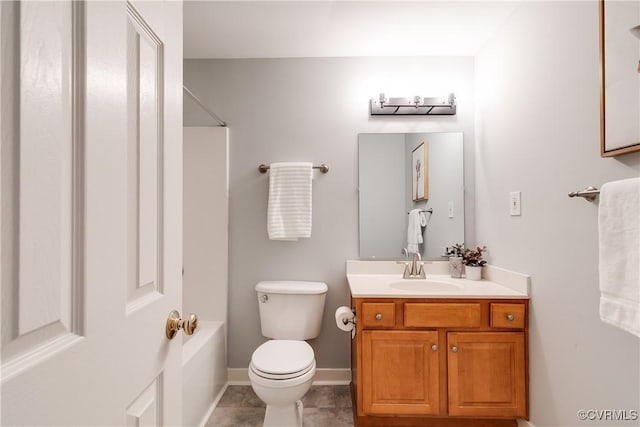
248, 281, 328, 427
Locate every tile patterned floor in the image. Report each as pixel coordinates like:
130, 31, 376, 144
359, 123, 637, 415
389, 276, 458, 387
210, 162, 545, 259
205, 385, 355, 427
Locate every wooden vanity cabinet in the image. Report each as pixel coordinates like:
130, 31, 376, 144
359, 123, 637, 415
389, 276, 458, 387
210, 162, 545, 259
351, 298, 528, 427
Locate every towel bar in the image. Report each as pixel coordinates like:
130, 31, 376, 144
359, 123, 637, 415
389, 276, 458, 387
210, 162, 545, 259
568, 186, 600, 201
259, 163, 329, 174
407, 208, 433, 214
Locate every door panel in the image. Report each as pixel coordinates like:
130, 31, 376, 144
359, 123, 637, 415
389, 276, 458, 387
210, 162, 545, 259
126, 1, 164, 310
18, 1, 74, 336
1, 1, 183, 425
1, 0, 83, 375
126, 376, 163, 427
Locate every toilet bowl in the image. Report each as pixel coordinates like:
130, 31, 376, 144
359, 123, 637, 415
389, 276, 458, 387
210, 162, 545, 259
248, 281, 328, 427
248, 340, 316, 427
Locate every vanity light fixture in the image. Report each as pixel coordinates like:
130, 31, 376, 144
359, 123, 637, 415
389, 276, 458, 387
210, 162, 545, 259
371, 93, 456, 116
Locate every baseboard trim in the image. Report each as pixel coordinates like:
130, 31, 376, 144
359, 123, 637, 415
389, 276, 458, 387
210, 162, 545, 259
312, 368, 352, 385
517, 420, 535, 427
227, 368, 250, 385
227, 368, 352, 385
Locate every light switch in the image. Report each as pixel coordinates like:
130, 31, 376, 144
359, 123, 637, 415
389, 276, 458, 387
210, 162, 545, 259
448, 201, 454, 218
510, 191, 521, 216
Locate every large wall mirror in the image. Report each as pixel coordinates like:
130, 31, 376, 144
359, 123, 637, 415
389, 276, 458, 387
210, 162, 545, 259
599, 0, 640, 157
358, 132, 464, 259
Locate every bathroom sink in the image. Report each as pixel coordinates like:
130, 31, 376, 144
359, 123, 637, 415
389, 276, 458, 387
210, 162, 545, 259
389, 279, 463, 292
346, 261, 530, 298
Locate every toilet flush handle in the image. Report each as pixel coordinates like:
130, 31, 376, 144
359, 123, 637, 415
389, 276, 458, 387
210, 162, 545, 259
259, 294, 268, 303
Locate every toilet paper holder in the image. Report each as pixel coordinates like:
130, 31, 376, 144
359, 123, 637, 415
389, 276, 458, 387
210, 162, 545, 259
335, 306, 357, 339
342, 311, 356, 326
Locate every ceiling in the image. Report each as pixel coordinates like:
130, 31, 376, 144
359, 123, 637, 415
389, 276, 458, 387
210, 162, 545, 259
184, 1, 520, 59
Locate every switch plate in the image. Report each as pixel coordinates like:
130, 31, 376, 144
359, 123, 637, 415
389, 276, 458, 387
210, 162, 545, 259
510, 191, 521, 216
448, 201, 454, 218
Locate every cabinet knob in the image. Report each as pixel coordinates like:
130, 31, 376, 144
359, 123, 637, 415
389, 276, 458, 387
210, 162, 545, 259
506, 314, 515, 321
375, 313, 383, 320
431, 344, 438, 351
451, 346, 458, 353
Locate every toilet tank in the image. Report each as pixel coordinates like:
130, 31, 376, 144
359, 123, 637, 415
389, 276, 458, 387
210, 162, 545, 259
255, 281, 328, 340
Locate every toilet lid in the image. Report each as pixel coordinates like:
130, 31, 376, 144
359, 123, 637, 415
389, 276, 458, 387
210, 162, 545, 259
251, 340, 314, 376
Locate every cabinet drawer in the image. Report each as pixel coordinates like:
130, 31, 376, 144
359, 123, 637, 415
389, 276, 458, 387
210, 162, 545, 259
361, 303, 395, 328
491, 303, 525, 329
404, 303, 482, 328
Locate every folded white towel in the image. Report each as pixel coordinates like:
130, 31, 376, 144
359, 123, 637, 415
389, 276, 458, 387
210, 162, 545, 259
407, 209, 424, 253
598, 177, 640, 337
267, 162, 313, 241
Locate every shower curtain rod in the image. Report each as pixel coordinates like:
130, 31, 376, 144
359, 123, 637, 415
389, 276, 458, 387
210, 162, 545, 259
183, 85, 226, 127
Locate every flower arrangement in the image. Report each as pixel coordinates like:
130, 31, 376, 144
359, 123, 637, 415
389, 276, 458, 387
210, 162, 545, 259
445, 243, 465, 258
463, 246, 487, 267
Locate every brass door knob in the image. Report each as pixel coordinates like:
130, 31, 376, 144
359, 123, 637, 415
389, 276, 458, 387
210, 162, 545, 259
166, 310, 198, 340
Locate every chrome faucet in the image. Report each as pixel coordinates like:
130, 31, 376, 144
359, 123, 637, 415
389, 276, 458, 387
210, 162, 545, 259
409, 252, 426, 279
398, 248, 426, 279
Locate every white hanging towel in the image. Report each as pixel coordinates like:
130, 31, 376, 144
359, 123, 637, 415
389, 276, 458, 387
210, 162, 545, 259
407, 209, 425, 253
267, 162, 313, 241
598, 177, 640, 337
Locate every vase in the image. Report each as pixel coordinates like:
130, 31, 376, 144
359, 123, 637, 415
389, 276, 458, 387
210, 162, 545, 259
449, 257, 463, 278
465, 265, 482, 281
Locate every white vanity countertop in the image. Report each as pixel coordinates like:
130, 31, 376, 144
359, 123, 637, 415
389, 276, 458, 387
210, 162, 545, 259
346, 260, 530, 299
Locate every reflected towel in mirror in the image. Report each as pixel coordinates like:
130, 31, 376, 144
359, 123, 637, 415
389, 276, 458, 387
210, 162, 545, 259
407, 209, 426, 253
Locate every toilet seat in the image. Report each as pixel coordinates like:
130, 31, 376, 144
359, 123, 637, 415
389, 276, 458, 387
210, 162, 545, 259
250, 363, 314, 380
250, 340, 315, 380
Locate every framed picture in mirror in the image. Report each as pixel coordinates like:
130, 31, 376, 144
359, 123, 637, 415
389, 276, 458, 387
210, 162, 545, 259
600, 0, 640, 157
411, 142, 428, 201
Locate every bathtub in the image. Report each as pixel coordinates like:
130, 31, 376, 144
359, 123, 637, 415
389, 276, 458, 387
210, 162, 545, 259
182, 321, 227, 427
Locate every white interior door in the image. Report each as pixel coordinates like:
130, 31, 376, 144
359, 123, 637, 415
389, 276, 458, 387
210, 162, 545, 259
1, 1, 184, 425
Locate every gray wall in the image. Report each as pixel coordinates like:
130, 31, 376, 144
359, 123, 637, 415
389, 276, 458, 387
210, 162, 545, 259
475, 2, 640, 426
358, 133, 406, 258
184, 57, 476, 368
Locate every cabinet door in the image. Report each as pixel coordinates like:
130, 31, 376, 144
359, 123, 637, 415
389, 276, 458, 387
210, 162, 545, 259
362, 330, 440, 415
448, 332, 527, 418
